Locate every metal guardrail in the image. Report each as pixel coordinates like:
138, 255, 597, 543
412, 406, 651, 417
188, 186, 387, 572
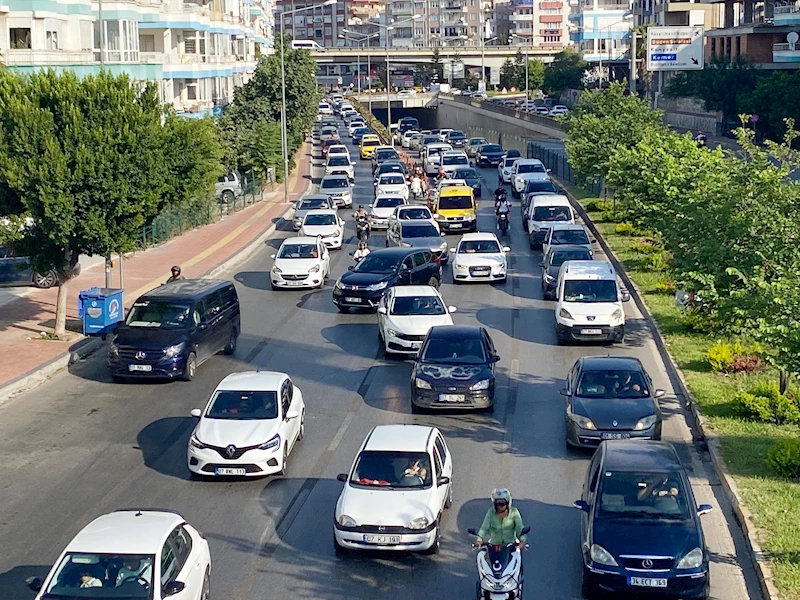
442, 94, 567, 132
527, 141, 606, 197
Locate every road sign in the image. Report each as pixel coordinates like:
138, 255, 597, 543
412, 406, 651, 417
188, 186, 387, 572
646, 26, 704, 71
490, 68, 500, 86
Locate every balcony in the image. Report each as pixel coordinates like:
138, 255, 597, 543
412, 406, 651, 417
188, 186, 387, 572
775, 2, 800, 24
540, 14, 563, 22
540, 1, 563, 7
3, 50, 95, 66
443, 0, 467, 9
773, 42, 800, 61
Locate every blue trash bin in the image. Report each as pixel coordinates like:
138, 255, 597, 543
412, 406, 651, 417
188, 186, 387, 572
78, 287, 124, 336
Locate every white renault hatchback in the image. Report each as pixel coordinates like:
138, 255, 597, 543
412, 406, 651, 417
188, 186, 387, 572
450, 232, 510, 283
334, 425, 453, 554
27, 509, 211, 600
188, 371, 305, 477
375, 172, 410, 200
300, 209, 344, 249
377, 285, 456, 355
270, 236, 330, 290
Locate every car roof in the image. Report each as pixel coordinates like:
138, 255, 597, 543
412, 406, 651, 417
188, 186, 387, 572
392, 284, 441, 297
442, 150, 467, 156
375, 146, 396, 152
601, 441, 682, 472
459, 231, 500, 242
438, 179, 467, 187
368, 247, 418, 259
299, 194, 332, 202
66, 510, 184, 555
364, 425, 435, 452
531, 194, 570, 206
428, 324, 483, 339
321, 174, 348, 181
561, 260, 615, 280
439, 185, 473, 195
215, 370, 288, 391
515, 158, 544, 165
281, 236, 321, 246
140, 279, 230, 301
549, 223, 586, 231
397, 204, 430, 212
400, 219, 438, 230
579, 355, 644, 372
305, 209, 338, 215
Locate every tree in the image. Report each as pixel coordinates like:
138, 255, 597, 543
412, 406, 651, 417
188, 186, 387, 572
430, 48, 444, 83
542, 48, 588, 96
737, 71, 800, 144
500, 58, 517, 89
527, 59, 545, 92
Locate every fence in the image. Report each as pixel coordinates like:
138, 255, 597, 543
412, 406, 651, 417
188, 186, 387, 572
526, 141, 607, 197
444, 94, 567, 132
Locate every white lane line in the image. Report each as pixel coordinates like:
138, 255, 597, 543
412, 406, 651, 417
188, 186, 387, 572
328, 410, 357, 454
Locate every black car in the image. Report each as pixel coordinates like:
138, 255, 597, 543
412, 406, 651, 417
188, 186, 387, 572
575, 441, 712, 600
521, 179, 560, 223
561, 356, 665, 448
452, 167, 482, 197
540, 245, 592, 299
352, 127, 372, 145
332, 248, 441, 312
0, 244, 81, 288
446, 130, 468, 148
505, 149, 521, 159
372, 147, 401, 173
411, 325, 499, 412
109, 279, 240, 382
373, 160, 409, 184
476, 143, 505, 167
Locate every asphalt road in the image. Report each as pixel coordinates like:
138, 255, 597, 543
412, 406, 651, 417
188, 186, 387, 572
0, 119, 760, 600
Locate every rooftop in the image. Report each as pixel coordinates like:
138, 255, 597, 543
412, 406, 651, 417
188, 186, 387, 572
602, 440, 682, 472
364, 425, 435, 452
66, 511, 184, 555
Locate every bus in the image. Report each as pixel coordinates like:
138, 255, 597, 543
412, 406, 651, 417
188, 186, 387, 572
291, 40, 324, 51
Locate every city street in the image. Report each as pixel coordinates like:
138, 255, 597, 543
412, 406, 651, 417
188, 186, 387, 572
0, 121, 759, 600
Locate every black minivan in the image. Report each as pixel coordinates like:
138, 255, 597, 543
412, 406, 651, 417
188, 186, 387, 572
109, 279, 240, 382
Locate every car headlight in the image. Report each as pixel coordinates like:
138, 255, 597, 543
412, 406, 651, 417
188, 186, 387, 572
634, 414, 659, 431
455, 263, 467, 270
365, 281, 388, 292
590, 544, 618, 566
338, 514, 357, 527
558, 308, 574, 320
677, 547, 704, 569
109, 343, 119, 357
272, 265, 282, 274
387, 329, 400, 338
334, 280, 344, 290
437, 241, 447, 250
414, 377, 432, 389
470, 379, 491, 391
258, 434, 281, 451
308, 264, 321, 273
165, 342, 185, 358
408, 517, 429, 530
611, 308, 624, 320
569, 413, 596, 430
543, 274, 555, 283
190, 434, 208, 450
435, 214, 446, 221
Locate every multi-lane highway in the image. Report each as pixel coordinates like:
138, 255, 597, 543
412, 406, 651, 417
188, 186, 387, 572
0, 119, 760, 600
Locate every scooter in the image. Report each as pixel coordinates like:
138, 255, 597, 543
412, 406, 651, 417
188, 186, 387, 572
468, 526, 530, 600
497, 212, 509, 234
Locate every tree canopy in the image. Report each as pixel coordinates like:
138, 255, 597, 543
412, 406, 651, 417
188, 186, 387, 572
542, 48, 588, 96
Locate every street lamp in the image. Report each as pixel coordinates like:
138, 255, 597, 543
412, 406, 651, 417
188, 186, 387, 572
339, 30, 380, 110
511, 33, 530, 99
481, 35, 498, 89
374, 14, 422, 133
280, 0, 337, 204
598, 13, 633, 90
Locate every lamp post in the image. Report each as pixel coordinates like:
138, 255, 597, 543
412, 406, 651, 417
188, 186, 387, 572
280, 0, 337, 204
343, 29, 383, 116
511, 33, 530, 98
374, 15, 421, 133
481, 35, 498, 90
598, 13, 633, 90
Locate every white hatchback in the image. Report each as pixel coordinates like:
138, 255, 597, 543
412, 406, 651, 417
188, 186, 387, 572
27, 510, 211, 600
375, 172, 409, 200
188, 371, 305, 477
300, 209, 344, 249
450, 232, 510, 283
270, 236, 330, 290
369, 195, 407, 229
377, 285, 456, 355
334, 425, 453, 554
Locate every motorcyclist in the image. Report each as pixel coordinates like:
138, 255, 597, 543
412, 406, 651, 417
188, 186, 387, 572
354, 205, 371, 241
694, 131, 707, 148
352, 241, 370, 262
494, 185, 508, 205
495, 194, 511, 217
474, 488, 527, 552
166, 265, 185, 283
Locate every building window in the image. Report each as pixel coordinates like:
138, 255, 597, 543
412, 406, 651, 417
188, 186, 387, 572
710, 37, 716, 54
141, 34, 156, 52
10, 28, 32, 49
80, 21, 93, 51
735, 35, 741, 56
186, 80, 198, 100
544, 35, 560, 42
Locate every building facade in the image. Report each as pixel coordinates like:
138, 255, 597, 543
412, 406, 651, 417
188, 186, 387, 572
496, 0, 571, 49
385, 0, 493, 48
569, 0, 632, 63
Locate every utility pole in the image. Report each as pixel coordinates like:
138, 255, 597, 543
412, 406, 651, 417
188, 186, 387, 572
629, 30, 637, 94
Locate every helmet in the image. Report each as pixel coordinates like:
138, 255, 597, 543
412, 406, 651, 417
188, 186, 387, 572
491, 488, 512, 507
171, 265, 181, 274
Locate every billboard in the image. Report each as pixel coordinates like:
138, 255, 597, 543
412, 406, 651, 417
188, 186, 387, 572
646, 26, 704, 71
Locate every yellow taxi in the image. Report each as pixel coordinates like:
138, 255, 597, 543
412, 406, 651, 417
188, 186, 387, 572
359, 135, 381, 160
433, 185, 477, 233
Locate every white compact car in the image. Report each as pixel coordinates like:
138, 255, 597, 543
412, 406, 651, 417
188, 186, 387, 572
377, 285, 456, 355
188, 371, 305, 477
325, 154, 355, 182
511, 159, 550, 197
334, 425, 453, 554
498, 156, 519, 183
327, 144, 350, 159
549, 105, 568, 116
401, 130, 419, 148
369, 195, 407, 229
27, 509, 211, 600
319, 175, 353, 208
300, 209, 344, 249
270, 236, 330, 290
423, 143, 453, 175
375, 172, 410, 200
348, 120, 366, 136
450, 232, 510, 283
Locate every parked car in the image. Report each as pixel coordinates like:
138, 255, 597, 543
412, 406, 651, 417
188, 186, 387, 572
377, 285, 455, 356
215, 171, 243, 203
540, 245, 593, 300
0, 244, 80, 288
270, 236, 330, 290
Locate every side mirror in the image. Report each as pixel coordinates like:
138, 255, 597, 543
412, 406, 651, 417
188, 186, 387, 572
377, 307, 388, 314
573, 500, 590, 512
163, 581, 186, 597
654, 389, 666, 398
492, 354, 501, 362
519, 525, 531, 536
590, 239, 597, 243
467, 528, 478, 536
502, 246, 511, 252
271, 253, 276, 259
539, 262, 545, 268
337, 473, 349, 482
438, 476, 450, 486
26, 577, 43, 593
348, 265, 354, 271
621, 291, 631, 303
697, 504, 713, 516
368, 204, 373, 208
448, 306, 457, 313
286, 409, 300, 420
190, 408, 202, 418
449, 247, 456, 253
559, 388, 570, 397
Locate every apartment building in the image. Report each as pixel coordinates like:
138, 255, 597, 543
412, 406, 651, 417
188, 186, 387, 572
385, 0, 492, 47
275, 0, 347, 46
496, 0, 571, 49
569, 0, 632, 63
0, 0, 274, 116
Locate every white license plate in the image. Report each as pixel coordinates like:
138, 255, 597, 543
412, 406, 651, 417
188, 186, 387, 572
344, 297, 361, 303
215, 467, 246, 476
286, 281, 305, 286
628, 577, 667, 588
410, 342, 421, 349
449, 223, 462, 229
602, 432, 631, 440
580, 328, 603, 335
129, 364, 152, 372
439, 394, 465, 402
363, 535, 401, 545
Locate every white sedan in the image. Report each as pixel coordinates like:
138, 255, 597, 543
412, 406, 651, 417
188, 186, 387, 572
375, 173, 409, 200
377, 285, 455, 355
270, 236, 330, 290
188, 371, 305, 477
498, 156, 518, 183
369, 195, 407, 229
450, 232, 510, 283
300, 209, 344, 249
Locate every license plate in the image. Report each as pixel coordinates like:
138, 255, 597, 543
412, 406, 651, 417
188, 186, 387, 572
344, 297, 361, 303
580, 328, 603, 335
449, 223, 462, 229
363, 535, 401, 545
628, 577, 667, 588
439, 394, 465, 402
215, 467, 246, 476
286, 281, 304, 286
129, 364, 152, 372
410, 342, 421, 349
602, 432, 631, 440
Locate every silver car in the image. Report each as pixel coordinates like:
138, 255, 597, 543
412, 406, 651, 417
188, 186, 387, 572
386, 219, 448, 264
292, 194, 335, 230
542, 223, 595, 258
319, 175, 353, 208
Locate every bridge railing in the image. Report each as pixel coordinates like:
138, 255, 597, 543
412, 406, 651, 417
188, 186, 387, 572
440, 93, 566, 132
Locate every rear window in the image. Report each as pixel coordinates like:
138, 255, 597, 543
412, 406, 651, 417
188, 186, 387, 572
532, 205, 571, 221
299, 198, 330, 210
402, 223, 440, 238
375, 196, 405, 208
442, 155, 469, 166
550, 248, 592, 266
377, 150, 400, 161
517, 163, 546, 174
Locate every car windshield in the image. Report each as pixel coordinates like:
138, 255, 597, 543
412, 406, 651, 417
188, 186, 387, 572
354, 128, 370, 134
532, 205, 571, 221
598, 471, 692, 521
126, 301, 191, 329
44, 553, 154, 599
421, 336, 487, 365
423, 137, 440, 145
375, 196, 405, 208
439, 195, 473, 210
354, 254, 400, 274
205, 390, 278, 420
552, 229, 590, 245
577, 369, 650, 399
379, 164, 404, 175
442, 155, 469, 166
504, 158, 517, 167
398, 208, 432, 220
525, 181, 558, 193
328, 156, 350, 167
453, 168, 479, 179
550, 248, 592, 267
517, 163, 546, 174
377, 150, 399, 161
350, 451, 432, 489
392, 295, 445, 315
305, 214, 337, 226
449, 132, 467, 139
321, 178, 348, 189
329, 147, 347, 154
482, 144, 502, 153
278, 243, 319, 259
402, 224, 440, 239
298, 198, 330, 210
458, 240, 501, 254
563, 280, 618, 303
380, 175, 406, 186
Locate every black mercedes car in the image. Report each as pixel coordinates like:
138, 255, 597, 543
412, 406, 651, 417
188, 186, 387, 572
561, 356, 664, 448
476, 144, 505, 167
451, 167, 482, 198
521, 179, 561, 223
540, 245, 593, 299
332, 248, 441, 312
575, 441, 712, 600
446, 130, 468, 148
411, 325, 499, 412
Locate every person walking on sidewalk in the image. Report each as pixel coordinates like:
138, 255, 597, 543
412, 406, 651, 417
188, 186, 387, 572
166, 266, 185, 284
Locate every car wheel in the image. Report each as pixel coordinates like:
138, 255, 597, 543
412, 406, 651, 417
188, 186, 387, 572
223, 327, 238, 355
444, 481, 453, 509
337, 305, 350, 313
182, 352, 197, 382
221, 190, 235, 204
33, 270, 58, 289
279, 445, 289, 476
333, 533, 349, 555
298, 412, 305, 441
427, 276, 440, 289
422, 524, 441, 555
200, 570, 211, 600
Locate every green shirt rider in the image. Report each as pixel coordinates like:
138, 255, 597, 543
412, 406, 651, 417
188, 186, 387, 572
474, 488, 527, 550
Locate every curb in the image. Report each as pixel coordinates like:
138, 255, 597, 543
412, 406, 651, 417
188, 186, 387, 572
561, 180, 778, 600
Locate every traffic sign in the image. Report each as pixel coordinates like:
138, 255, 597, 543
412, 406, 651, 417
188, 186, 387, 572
490, 68, 500, 86
646, 26, 704, 71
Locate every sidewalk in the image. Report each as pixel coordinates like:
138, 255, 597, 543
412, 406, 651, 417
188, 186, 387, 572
0, 141, 314, 398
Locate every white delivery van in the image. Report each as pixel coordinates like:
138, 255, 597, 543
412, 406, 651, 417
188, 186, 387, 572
527, 194, 574, 249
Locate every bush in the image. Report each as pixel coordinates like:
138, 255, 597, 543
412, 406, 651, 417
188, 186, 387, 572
641, 251, 668, 271
728, 354, 764, 374
706, 341, 735, 372
598, 210, 621, 223
584, 199, 613, 212
767, 439, 800, 479
732, 382, 800, 424
632, 239, 662, 254
654, 279, 677, 295
615, 222, 635, 235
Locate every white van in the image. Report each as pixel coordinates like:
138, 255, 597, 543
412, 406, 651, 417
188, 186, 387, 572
292, 39, 324, 51
554, 260, 630, 344
423, 143, 454, 175
527, 194, 574, 249
318, 101, 333, 116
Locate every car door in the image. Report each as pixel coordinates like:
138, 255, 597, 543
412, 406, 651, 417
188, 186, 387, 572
282, 379, 302, 450
206, 290, 229, 355
158, 530, 194, 600
412, 251, 436, 284
193, 297, 218, 362
482, 329, 498, 380
397, 254, 415, 285
434, 432, 453, 489
542, 228, 553, 257
582, 454, 602, 555
319, 240, 330, 276
170, 526, 204, 599
377, 288, 393, 334
386, 221, 400, 247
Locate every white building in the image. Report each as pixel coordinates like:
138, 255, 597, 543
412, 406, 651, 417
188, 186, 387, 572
569, 0, 632, 64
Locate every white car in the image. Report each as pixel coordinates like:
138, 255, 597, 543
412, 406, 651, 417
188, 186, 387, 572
292, 194, 335, 230
423, 143, 453, 175
369, 195, 407, 229
300, 209, 344, 249
327, 144, 350, 159
438, 128, 453, 142
188, 371, 305, 477
511, 159, 550, 197
398, 88, 417, 96
450, 232, 510, 283
348, 120, 366, 136
401, 130, 419, 148
498, 156, 518, 183
377, 285, 455, 355
439, 151, 470, 178
533, 106, 550, 115
387, 204, 435, 231
375, 172, 409, 200
27, 509, 211, 600
270, 236, 330, 289
318, 102, 333, 116
549, 105, 568, 116
319, 174, 353, 208
325, 154, 355, 182
334, 425, 453, 554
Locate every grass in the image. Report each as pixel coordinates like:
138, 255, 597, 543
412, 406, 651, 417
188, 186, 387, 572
572, 188, 800, 599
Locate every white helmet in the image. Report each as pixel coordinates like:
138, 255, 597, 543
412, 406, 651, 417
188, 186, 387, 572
491, 488, 512, 506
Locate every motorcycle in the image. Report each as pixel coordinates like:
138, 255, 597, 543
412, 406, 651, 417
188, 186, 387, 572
468, 526, 530, 600
497, 211, 509, 234
355, 219, 371, 243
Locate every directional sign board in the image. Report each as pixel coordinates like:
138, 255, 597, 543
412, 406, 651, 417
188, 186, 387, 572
646, 26, 704, 71
490, 68, 500, 86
